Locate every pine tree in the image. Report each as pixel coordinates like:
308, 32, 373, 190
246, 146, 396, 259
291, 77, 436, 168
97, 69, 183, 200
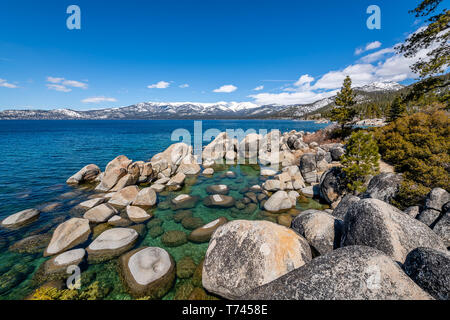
387, 96, 407, 122
330, 76, 357, 130
341, 131, 380, 194
397, 0, 449, 78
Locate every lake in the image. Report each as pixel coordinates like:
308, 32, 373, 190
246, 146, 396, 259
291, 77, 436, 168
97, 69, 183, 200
0, 119, 329, 300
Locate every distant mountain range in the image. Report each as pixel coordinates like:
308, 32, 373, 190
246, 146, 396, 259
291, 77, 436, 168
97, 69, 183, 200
0, 81, 405, 120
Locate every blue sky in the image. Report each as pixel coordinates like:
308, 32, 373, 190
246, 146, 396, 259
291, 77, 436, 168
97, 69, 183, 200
0, 0, 445, 110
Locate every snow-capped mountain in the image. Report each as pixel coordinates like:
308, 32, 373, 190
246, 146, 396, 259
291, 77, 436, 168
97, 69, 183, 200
0, 81, 405, 120
357, 81, 404, 92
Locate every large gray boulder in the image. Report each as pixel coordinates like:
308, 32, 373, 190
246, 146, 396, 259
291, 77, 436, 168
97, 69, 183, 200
332, 195, 360, 220
424, 188, 450, 211
291, 210, 343, 255
131, 187, 157, 209
362, 173, 402, 203
108, 186, 139, 209
241, 246, 432, 300
263, 191, 294, 212
433, 210, 449, 247
45, 218, 91, 257
299, 153, 318, 184
83, 204, 117, 223
87, 228, 138, 263
319, 167, 344, 204
330, 146, 345, 161
404, 206, 420, 219
416, 208, 441, 227
342, 199, 446, 262
403, 247, 450, 300
202, 220, 312, 299
95, 155, 132, 192
66, 164, 101, 185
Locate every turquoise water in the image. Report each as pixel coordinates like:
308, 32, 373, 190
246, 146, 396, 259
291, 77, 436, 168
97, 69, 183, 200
0, 120, 328, 300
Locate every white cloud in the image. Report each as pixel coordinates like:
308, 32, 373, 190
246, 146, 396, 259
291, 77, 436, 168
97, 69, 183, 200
0, 79, 18, 88
250, 90, 337, 105
82, 96, 117, 104
62, 80, 88, 89
249, 29, 438, 106
46, 77, 88, 92
46, 77, 64, 83
213, 84, 237, 93
179, 84, 189, 88
148, 81, 170, 89
294, 74, 314, 86
355, 41, 382, 55
360, 48, 396, 63
253, 85, 264, 91
46, 84, 71, 92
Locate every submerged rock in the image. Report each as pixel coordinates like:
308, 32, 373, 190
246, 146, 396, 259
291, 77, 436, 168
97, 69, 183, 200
176, 256, 197, 279
342, 199, 446, 262
87, 228, 138, 263
171, 194, 199, 210
203, 195, 235, 208
202, 220, 311, 299
403, 247, 450, 300
9, 234, 51, 254
188, 217, 228, 243
45, 218, 91, 257
206, 184, 229, 195
1, 209, 40, 229
119, 247, 176, 299
161, 230, 188, 247
242, 246, 432, 300
181, 216, 204, 230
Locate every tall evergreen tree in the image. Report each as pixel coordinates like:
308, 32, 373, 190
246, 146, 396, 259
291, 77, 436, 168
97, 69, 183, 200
387, 96, 407, 122
330, 76, 357, 130
341, 131, 380, 194
398, 0, 449, 78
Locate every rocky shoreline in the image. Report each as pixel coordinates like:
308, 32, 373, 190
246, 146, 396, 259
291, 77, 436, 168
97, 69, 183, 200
1, 126, 449, 300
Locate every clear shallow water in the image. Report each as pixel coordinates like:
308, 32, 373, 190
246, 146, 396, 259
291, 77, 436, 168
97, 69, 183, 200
0, 120, 328, 300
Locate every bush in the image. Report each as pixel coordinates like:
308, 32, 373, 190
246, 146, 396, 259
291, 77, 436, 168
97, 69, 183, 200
341, 131, 380, 193
375, 110, 450, 207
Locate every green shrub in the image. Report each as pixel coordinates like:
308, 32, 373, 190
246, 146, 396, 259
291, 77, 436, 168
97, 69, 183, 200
341, 131, 380, 193
375, 110, 450, 207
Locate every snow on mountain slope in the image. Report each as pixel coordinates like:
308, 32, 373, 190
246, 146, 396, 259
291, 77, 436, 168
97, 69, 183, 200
357, 81, 404, 92
0, 81, 404, 120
